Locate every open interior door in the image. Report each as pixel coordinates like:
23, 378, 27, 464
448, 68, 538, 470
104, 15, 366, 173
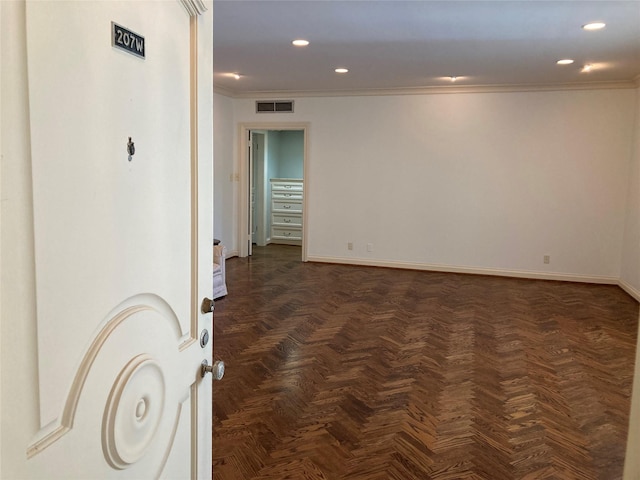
1, 0, 215, 478
247, 131, 254, 256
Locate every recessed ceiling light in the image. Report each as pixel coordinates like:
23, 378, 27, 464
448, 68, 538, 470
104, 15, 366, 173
581, 64, 593, 73
335, 68, 349, 74
233, 73, 241, 80
292, 39, 309, 47
441, 76, 464, 82
583, 22, 606, 31
557, 59, 574, 65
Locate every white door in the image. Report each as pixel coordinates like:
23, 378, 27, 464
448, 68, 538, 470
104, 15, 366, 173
251, 140, 257, 244
253, 132, 267, 247
247, 131, 254, 256
250, 132, 265, 246
0, 1, 215, 478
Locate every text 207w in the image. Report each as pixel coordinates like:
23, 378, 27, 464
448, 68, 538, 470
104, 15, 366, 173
112, 23, 145, 59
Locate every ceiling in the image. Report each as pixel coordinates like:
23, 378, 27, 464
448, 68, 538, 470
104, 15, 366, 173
212, 1, 640, 97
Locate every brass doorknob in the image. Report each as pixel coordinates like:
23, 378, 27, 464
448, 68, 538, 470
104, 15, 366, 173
201, 297, 214, 314
201, 359, 224, 380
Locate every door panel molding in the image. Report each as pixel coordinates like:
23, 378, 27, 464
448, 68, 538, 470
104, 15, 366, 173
27, 294, 183, 459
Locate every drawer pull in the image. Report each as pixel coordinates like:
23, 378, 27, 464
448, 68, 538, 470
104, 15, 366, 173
284, 219, 291, 223
284, 193, 292, 197
284, 185, 292, 189
283, 205, 291, 209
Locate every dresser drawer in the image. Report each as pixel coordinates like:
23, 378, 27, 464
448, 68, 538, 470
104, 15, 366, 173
271, 181, 303, 193
272, 226, 302, 240
273, 213, 302, 226
272, 191, 303, 201
272, 200, 302, 212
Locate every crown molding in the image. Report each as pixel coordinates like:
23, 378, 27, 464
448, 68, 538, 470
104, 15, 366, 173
213, 85, 235, 98
214, 80, 638, 99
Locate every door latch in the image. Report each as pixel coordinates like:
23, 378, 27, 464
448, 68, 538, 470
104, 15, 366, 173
200, 329, 210, 348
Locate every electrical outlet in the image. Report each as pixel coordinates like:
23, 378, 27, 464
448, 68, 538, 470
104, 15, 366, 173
347, 242, 353, 251
367, 243, 374, 252
543, 255, 550, 264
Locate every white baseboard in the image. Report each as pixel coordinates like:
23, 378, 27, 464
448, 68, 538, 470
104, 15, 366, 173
226, 249, 239, 259
306, 255, 621, 285
619, 279, 640, 302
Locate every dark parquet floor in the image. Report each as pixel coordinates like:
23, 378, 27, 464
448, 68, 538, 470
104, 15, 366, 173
212, 245, 639, 480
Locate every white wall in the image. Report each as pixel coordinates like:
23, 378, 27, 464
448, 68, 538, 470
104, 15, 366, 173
229, 88, 636, 281
620, 86, 640, 299
213, 92, 237, 252
623, 85, 640, 480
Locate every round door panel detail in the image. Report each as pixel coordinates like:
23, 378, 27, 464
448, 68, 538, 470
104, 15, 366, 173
103, 354, 165, 469
25, 293, 202, 478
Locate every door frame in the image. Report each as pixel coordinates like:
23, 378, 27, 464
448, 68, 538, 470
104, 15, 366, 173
237, 122, 309, 261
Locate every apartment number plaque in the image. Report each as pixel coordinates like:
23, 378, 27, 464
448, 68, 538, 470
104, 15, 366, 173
111, 22, 145, 59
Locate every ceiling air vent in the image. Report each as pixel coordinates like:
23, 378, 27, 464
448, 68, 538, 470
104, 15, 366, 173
256, 100, 294, 113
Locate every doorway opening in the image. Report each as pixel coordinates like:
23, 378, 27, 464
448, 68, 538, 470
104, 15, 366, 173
238, 123, 309, 261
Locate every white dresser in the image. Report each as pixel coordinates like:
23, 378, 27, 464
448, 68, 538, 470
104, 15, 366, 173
270, 178, 303, 245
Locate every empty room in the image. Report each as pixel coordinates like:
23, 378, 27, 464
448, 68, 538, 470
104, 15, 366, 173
211, 1, 640, 479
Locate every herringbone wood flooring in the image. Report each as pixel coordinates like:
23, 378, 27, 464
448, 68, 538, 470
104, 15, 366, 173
212, 245, 639, 480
